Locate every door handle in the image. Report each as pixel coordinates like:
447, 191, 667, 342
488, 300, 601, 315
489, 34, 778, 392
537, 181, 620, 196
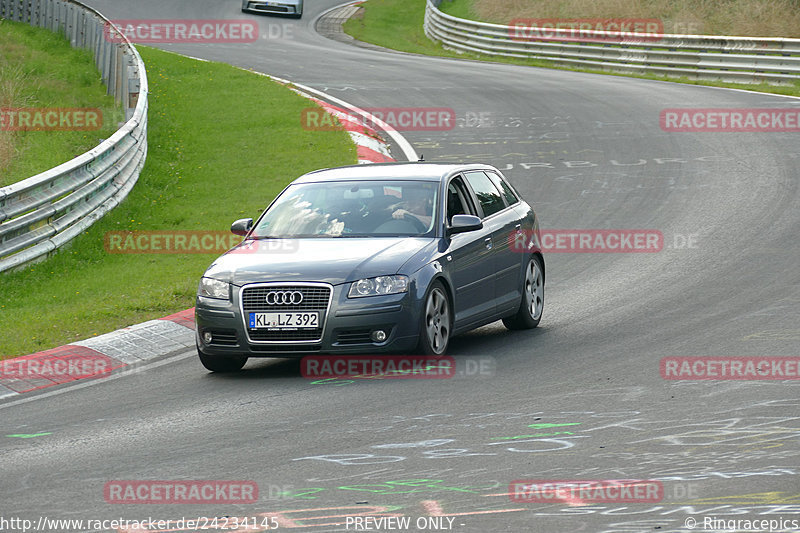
485, 237, 493, 250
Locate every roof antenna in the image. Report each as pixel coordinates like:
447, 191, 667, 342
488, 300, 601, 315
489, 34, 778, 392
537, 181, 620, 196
418, 154, 424, 162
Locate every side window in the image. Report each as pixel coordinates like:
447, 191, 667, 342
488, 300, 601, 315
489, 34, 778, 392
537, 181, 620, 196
464, 171, 506, 218
486, 171, 519, 206
446, 176, 477, 225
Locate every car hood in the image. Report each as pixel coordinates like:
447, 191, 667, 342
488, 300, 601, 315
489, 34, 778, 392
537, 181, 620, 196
203, 237, 435, 286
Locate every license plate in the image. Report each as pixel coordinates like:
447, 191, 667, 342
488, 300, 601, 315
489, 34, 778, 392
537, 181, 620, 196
249, 312, 318, 329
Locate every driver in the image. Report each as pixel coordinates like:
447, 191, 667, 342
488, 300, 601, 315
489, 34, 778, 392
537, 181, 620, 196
391, 186, 433, 228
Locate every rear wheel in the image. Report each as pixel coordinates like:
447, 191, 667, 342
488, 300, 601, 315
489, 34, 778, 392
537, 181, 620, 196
198, 348, 247, 373
417, 281, 451, 355
503, 255, 544, 330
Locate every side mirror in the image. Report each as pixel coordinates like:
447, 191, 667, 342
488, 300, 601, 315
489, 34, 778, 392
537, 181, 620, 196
230, 218, 253, 236
448, 214, 483, 235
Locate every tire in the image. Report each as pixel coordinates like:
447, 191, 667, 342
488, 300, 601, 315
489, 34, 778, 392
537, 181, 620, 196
417, 281, 451, 355
198, 348, 247, 373
503, 255, 544, 330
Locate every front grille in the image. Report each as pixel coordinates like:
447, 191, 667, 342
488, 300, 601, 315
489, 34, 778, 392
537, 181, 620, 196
242, 286, 330, 312
335, 329, 373, 345
249, 329, 322, 341
251, 344, 321, 352
255, 4, 289, 12
241, 284, 331, 343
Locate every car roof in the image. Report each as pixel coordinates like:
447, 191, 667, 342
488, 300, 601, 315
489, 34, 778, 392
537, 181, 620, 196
292, 162, 499, 184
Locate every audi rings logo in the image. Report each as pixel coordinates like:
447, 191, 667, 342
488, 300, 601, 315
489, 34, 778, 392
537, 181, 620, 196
265, 290, 304, 305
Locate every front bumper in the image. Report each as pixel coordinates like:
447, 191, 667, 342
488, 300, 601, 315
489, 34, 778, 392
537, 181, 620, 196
195, 282, 419, 357
242, 1, 301, 15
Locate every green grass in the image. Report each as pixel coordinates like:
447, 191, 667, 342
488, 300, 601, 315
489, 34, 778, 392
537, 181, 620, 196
0, 19, 122, 186
0, 46, 355, 359
342, 0, 800, 98
343, 0, 491, 59
437, 0, 476, 19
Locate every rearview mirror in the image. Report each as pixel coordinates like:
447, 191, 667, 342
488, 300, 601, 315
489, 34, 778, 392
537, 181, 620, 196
448, 214, 483, 235
230, 218, 253, 236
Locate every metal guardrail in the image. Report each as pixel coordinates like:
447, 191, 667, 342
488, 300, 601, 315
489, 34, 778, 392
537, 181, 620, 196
0, 0, 148, 273
424, 0, 800, 85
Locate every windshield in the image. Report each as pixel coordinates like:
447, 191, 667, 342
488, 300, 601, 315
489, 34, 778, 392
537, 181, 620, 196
252, 180, 439, 238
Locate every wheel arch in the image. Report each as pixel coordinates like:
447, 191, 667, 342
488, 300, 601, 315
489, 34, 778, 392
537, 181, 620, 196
532, 251, 545, 283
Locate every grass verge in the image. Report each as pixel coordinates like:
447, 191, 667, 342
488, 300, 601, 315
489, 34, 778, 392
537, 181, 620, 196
342, 0, 800, 98
0, 46, 355, 359
0, 19, 122, 186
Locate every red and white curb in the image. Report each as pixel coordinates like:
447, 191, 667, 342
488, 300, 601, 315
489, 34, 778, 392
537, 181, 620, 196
263, 72, 418, 163
199, 59, 417, 163
306, 96, 395, 163
239, 68, 399, 163
0, 309, 195, 399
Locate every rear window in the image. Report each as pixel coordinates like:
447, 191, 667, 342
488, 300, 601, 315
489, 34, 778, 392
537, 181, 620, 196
487, 171, 519, 206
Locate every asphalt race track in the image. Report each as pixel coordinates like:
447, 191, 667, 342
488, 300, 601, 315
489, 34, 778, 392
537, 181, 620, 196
2, 1, 799, 532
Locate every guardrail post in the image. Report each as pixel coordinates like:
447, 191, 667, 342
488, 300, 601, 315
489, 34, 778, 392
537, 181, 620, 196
107, 38, 117, 98
50, 0, 58, 33
31, 0, 40, 26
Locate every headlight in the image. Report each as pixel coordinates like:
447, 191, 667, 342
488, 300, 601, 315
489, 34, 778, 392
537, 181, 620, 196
348, 275, 409, 298
198, 277, 229, 299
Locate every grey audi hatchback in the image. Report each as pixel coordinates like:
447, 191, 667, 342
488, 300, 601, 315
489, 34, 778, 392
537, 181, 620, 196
195, 163, 544, 372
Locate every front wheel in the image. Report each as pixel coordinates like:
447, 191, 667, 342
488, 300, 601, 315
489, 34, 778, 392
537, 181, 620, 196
503, 255, 544, 330
417, 281, 451, 355
198, 348, 247, 372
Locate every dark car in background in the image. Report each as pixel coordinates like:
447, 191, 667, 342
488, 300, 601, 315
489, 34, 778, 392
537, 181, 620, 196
241, 0, 303, 18
195, 163, 544, 372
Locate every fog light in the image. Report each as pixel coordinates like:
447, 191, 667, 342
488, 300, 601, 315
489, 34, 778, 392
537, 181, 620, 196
203, 331, 213, 343
371, 330, 387, 342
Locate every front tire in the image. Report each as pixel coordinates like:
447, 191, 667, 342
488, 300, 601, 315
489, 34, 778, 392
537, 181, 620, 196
198, 348, 247, 373
417, 281, 451, 355
503, 255, 544, 330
